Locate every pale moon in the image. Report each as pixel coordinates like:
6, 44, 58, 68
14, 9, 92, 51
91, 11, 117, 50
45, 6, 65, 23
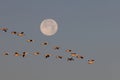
40, 19, 58, 36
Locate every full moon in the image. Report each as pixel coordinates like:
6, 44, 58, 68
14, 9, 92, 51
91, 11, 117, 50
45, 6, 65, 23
40, 19, 58, 36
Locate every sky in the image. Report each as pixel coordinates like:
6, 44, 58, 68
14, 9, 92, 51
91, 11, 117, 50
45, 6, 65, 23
0, 0, 120, 80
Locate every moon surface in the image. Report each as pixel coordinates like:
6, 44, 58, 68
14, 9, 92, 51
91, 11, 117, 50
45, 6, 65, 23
40, 19, 58, 36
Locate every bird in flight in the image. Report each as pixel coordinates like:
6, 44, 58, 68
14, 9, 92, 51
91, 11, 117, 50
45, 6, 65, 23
44, 53, 52, 58
67, 57, 74, 61
3, 52, 9, 56
17, 32, 25, 37
26, 39, 34, 43
0, 26, 95, 64
0, 27, 8, 32
88, 59, 95, 64
65, 49, 72, 53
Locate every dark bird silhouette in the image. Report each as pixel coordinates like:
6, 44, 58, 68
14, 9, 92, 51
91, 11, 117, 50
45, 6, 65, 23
56, 55, 63, 59
67, 57, 74, 61
22, 52, 27, 58
3, 52, 9, 56
45, 54, 51, 58
41, 42, 48, 46
53, 46, 60, 50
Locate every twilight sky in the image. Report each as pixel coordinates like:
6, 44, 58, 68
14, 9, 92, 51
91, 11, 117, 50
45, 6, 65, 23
0, 0, 120, 80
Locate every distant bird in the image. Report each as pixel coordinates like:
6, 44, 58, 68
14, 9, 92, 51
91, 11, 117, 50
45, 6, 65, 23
0, 24, 97, 65
17, 32, 25, 37
22, 52, 27, 58
33, 52, 40, 56
11, 31, 17, 35
41, 42, 48, 46
70, 53, 77, 57
20, 32, 24, 34
44, 54, 52, 58
76, 55, 84, 59
88, 59, 95, 64
70, 52, 84, 59
67, 57, 74, 61
0, 27, 8, 32
26, 39, 34, 43
56, 55, 63, 59
53, 46, 60, 50
14, 52, 20, 57
65, 49, 72, 53
3, 52, 9, 56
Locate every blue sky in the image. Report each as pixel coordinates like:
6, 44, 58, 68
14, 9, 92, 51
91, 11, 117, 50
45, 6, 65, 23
0, 0, 120, 80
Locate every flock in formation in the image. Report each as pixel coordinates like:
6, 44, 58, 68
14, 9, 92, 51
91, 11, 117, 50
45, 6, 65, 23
0, 27, 95, 64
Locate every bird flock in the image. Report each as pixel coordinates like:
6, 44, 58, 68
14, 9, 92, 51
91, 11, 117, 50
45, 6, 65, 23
0, 27, 95, 64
